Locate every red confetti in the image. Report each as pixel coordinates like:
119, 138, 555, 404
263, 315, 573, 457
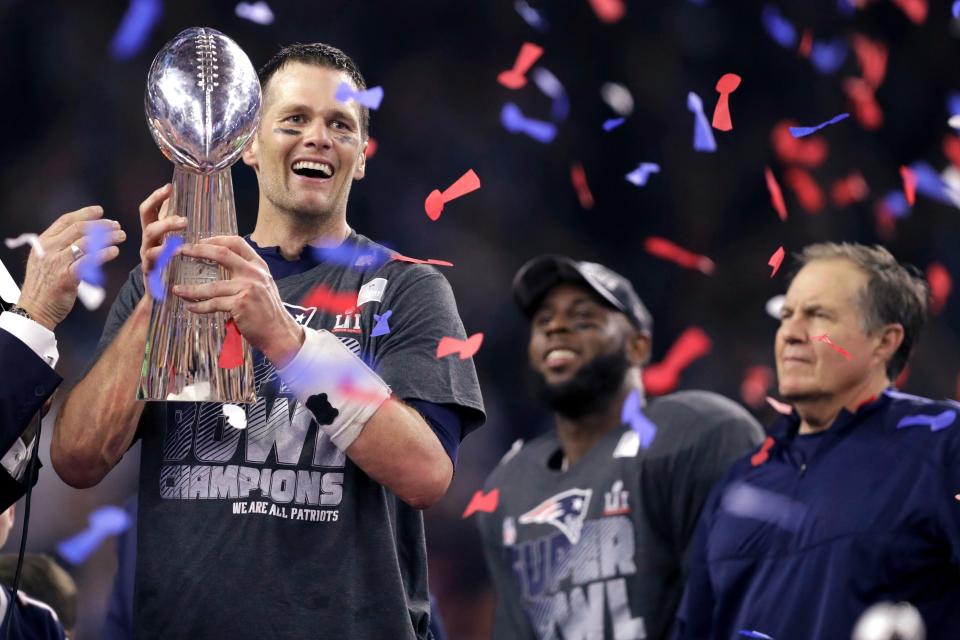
570, 162, 595, 209
642, 327, 712, 396
711, 73, 742, 132
301, 285, 358, 314
890, 0, 927, 24
851, 34, 888, 89
811, 334, 852, 360
462, 488, 499, 518
783, 167, 824, 213
873, 201, 896, 242
927, 262, 952, 315
900, 165, 917, 206
954, 493, 960, 502
437, 332, 484, 360
364, 137, 378, 160
843, 77, 883, 130
797, 30, 813, 57
894, 364, 911, 389
337, 380, 392, 407
768, 246, 785, 278
424, 169, 481, 221
644, 237, 715, 275
771, 121, 828, 168
586, 0, 626, 23
741, 365, 775, 409
944, 135, 960, 170
766, 396, 793, 416
830, 172, 869, 208
217, 319, 244, 369
497, 42, 543, 90
751, 436, 775, 467
390, 253, 454, 267
764, 167, 788, 221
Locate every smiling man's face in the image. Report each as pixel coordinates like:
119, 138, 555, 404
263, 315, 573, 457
243, 62, 367, 222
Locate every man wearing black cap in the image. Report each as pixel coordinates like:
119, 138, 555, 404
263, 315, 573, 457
474, 255, 764, 640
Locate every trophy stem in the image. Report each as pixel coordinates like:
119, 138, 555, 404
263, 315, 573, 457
137, 166, 256, 403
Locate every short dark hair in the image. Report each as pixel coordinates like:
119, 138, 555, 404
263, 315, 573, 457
795, 242, 929, 379
258, 42, 370, 138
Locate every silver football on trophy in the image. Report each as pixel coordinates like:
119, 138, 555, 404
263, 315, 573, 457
145, 27, 261, 173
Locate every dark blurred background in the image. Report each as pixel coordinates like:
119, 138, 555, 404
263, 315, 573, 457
1, 0, 959, 637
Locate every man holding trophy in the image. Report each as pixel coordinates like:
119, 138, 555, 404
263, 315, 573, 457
52, 31, 484, 640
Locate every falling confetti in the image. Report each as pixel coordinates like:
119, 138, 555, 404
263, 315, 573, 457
768, 246, 785, 277
301, 285, 359, 314
687, 91, 717, 152
234, 1, 274, 24
109, 0, 162, 60
390, 253, 454, 267
621, 389, 657, 448
603, 117, 626, 132
712, 73, 742, 131
570, 163, 595, 209
531, 67, 570, 121
497, 42, 544, 89
644, 237, 715, 274
436, 333, 484, 360
766, 396, 793, 415
723, 481, 807, 532
783, 167, 824, 213
771, 121, 828, 167
761, 5, 797, 48
642, 327, 712, 395
600, 82, 634, 116
587, 0, 626, 23
424, 169, 481, 221
738, 629, 775, 639
500, 102, 558, 143
811, 334, 852, 360
372, 310, 393, 337
809, 38, 847, 74
830, 172, 869, 207
765, 294, 785, 320
514, 0, 549, 31
217, 319, 245, 369
844, 78, 883, 129
76, 282, 106, 311
75, 224, 110, 287
890, 0, 928, 24
335, 82, 384, 110
222, 404, 247, 429
789, 112, 850, 138
4, 233, 44, 258
927, 263, 951, 315
741, 365, 775, 409
57, 505, 132, 565
850, 34, 888, 89
900, 165, 917, 206
625, 163, 661, 187
148, 235, 184, 301
462, 488, 499, 518
764, 167, 788, 221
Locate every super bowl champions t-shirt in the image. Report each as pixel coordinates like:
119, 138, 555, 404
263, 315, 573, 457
476, 391, 763, 640
91, 231, 485, 639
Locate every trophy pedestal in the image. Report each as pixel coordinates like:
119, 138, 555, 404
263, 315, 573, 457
138, 166, 256, 403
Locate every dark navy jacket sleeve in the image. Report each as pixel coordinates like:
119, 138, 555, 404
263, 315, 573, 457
0, 328, 61, 510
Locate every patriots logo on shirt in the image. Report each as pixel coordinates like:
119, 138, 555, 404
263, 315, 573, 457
518, 488, 592, 544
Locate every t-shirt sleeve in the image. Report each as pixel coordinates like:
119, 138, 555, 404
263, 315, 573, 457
641, 393, 765, 569
85, 265, 146, 374
371, 265, 485, 437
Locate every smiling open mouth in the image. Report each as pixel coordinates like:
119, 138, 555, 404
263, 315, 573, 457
292, 160, 334, 179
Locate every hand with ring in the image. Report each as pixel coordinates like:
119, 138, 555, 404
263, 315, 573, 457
16, 206, 127, 330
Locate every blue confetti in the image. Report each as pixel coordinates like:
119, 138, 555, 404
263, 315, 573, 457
372, 310, 393, 337
896, 410, 957, 432
109, 0, 162, 61
312, 242, 389, 269
947, 91, 960, 118
739, 631, 775, 639
837, 0, 856, 16
761, 5, 797, 48
335, 82, 384, 110
75, 225, 110, 286
148, 235, 184, 301
500, 102, 557, 144
603, 117, 626, 132
953, 0, 960, 19
882, 191, 910, 219
531, 67, 570, 122
789, 112, 850, 138
621, 389, 657, 448
514, 0, 549, 31
908, 161, 960, 209
625, 163, 661, 187
687, 91, 717, 152
809, 38, 848, 74
57, 505, 132, 565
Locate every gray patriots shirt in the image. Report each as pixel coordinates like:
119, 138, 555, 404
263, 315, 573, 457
476, 390, 763, 640
90, 232, 485, 640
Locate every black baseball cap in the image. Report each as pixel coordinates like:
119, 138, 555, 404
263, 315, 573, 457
512, 255, 653, 336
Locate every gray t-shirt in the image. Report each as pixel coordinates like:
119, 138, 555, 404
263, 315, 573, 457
92, 232, 485, 639
476, 390, 763, 640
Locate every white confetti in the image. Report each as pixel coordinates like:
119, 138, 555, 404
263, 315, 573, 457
949, 114, 960, 130
4, 233, 44, 258
765, 294, 785, 320
235, 1, 274, 24
600, 82, 634, 116
223, 403, 247, 429
0, 256, 20, 305
76, 282, 106, 311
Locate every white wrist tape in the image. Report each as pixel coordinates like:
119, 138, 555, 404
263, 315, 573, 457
276, 328, 391, 451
